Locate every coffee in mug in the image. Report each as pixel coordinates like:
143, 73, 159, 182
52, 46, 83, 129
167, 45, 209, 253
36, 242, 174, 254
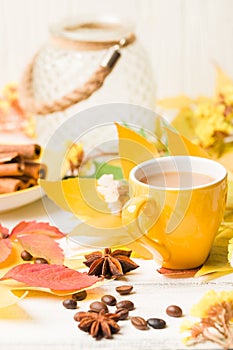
122, 156, 227, 269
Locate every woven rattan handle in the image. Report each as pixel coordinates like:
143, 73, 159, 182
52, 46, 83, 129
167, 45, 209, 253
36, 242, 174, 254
19, 32, 135, 115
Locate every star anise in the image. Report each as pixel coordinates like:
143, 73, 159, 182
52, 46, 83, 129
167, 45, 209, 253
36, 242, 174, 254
75, 310, 120, 339
83, 248, 139, 278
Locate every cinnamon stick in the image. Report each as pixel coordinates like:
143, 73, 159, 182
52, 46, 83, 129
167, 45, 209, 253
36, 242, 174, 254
24, 162, 47, 179
0, 178, 24, 194
0, 144, 41, 159
12, 175, 37, 188
0, 152, 21, 163
0, 162, 24, 177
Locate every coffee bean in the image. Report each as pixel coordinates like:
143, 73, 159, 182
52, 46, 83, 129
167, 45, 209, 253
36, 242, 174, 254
34, 257, 48, 264
101, 295, 116, 306
115, 285, 133, 295
115, 307, 129, 320
21, 250, 33, 261
116, 300, 134, 311
166, 305, 183, 317
72, 290, 87, 301
63, 299, 77, 309
131, 316, 148, 330
89, 301, 108, 313
147, 318, 166, 329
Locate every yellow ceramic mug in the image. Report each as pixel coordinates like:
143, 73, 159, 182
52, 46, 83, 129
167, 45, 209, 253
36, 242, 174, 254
122, 156, 227, 269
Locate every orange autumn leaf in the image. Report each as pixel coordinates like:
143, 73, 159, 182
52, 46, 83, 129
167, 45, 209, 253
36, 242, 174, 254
0, 263, 100, 292
18, 234, 64, 264
165, 127, 210, 158
0, 221, 66, 267
115, 123, 159, 180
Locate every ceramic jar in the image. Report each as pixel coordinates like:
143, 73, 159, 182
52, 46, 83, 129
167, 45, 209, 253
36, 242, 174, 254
20, 16, 156, 143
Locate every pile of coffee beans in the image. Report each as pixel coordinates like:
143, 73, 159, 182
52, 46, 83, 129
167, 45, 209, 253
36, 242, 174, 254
21, 250, 49, 264
63, 283, 184, 338
62, 290, 88, 310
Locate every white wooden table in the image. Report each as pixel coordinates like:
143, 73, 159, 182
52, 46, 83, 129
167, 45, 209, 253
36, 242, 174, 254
0, 197, 231, 350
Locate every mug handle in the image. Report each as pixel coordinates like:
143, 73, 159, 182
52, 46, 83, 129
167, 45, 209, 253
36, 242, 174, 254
122, 196, 170, 262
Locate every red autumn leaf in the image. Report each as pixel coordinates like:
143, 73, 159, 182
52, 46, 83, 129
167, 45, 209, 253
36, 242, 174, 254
18, 234, 64, 264
10, 221, 66, 240
0, 263, 100, 291
0, 238, 12, 264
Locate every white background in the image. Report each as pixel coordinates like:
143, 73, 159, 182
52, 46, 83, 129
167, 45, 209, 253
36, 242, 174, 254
0, 0, 233, 99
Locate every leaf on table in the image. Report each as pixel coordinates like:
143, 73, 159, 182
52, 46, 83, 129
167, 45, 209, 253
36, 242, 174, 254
228, 238, 233, 267
18, 234, 64, 264
0, 263, 100, 292
68, 214, 153, 259
93, 161, 123, 180
224, 208, 233, 223
217, 148, 233, 177
226, 179, 233, 210
171, 108, 197, 140
157, 95, 194, 109
69, 214, 134, 249
215, 64, 233, 96
0, 284, 27, 309
195, 225, 233, 278
10, 221, 66, 240
40, 178, 110, 221
63, 257, 86, 271
157, 266, 200, 278
115, 122, 159, 180
0, 239, 12, 264
195, 95, 213, 104
126, 241, 153, 260
0, 242, 25, 277
165, 127, 210, 158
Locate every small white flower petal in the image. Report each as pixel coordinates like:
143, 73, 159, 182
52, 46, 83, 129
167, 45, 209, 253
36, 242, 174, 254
97, 174, 114, 186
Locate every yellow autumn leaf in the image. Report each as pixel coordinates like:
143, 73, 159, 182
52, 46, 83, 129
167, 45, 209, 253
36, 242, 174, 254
195, 95, 214, 104
215, 64, 233, 96
165, 127, 210, 158
0, 284, 27, 308
157, 95, 194, 109
63, 257, 85, 270
218, 149, 233, 178
126, 241, 153, 260
171, 108, 197, 140
228, 237, 233, 266
0, 242, 24, 279
6, 280, 105, 297
226, 180, 233, 210
195, 225, 233, 278
69, 215, 135, 249
115, 123, 159, 180
68, 214, 153, 259
40, 178, 110, 221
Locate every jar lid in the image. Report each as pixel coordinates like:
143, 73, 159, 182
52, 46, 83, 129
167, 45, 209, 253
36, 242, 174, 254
50, 16, 136, 49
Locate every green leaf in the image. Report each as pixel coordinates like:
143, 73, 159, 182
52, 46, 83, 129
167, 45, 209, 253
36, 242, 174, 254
94, 161, 123, 180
